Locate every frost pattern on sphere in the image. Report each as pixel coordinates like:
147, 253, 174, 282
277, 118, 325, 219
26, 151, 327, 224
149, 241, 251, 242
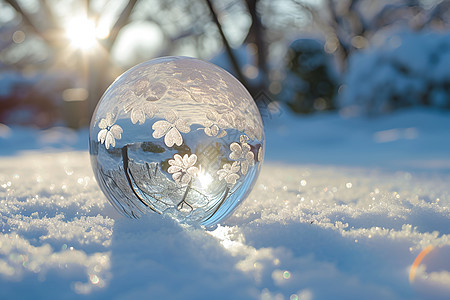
89, 57, 264, 227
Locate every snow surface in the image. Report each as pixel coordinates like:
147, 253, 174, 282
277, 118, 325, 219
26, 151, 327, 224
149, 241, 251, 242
0, 108, 449, 299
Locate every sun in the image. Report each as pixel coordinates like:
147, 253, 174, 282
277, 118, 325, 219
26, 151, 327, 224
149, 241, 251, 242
65, 17, 108, 50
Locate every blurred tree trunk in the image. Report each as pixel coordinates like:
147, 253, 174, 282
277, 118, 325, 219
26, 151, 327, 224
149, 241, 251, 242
88, 0, 139, 119
204, 0, 249, 89
243, 0, 268, 81
205, 0, 271, 107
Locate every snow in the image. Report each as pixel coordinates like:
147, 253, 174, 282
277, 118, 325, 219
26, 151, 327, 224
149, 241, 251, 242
0, 108, 449, 299
340, 31, 450, 113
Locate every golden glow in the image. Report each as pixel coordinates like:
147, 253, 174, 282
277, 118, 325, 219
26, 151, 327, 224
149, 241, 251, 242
351, 35, 368, 49
324, 36, 339, 53
95, 22, 110, 39
243, 64, 258, 79
198, 171, 213, 188
409, 245, 434, 283
65, 17, 109, 50
12, 30, 25, 44
62, 88, 88, 102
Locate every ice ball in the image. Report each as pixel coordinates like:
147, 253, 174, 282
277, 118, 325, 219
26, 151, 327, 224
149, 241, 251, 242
89, 56, 264, 227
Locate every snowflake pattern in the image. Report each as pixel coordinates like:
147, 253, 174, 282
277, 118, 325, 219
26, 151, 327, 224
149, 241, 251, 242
217, 161, 240, 185
152, 110, 190, 147
97, 111, 123, 149
229, 135, 255, 175
168, 154, 199, 185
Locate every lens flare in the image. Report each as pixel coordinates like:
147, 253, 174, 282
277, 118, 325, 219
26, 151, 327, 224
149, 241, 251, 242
409, 245, 434, 283
65, 17, 107, 50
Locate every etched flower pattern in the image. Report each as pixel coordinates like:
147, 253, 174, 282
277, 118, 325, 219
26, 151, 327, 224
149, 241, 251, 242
130, 79, 166, 99
123, 80, 167, 125
91, 57, 266, 226
152, 110, 190, 147
219, 110, 246, 132
124, 99, 158, 125
97, 58, 263, 189
168, 153, 199, 185
203, 110, 227, 138
217, 161, 240, 185
97, 111, 123, 149
173, 60, 208, 83
258, 145, 264, 162
145, 82, 167, 101
229, 135, 255, 175
133, 79, 150, 96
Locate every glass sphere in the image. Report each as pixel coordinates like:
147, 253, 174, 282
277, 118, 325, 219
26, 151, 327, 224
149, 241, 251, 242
89, 56, 264, 227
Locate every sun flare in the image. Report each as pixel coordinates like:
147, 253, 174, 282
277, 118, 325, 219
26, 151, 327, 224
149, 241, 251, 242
65, 17, 108, 50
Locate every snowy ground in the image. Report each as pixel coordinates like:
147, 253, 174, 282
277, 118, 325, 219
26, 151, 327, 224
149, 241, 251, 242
0, 108, 449, 300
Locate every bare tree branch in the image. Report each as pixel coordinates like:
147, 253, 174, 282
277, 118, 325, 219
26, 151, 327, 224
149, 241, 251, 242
103, 0, 139, 51
244, 0, 268, 80
204, 0, 249, 89
420, 0, 450, 28
325, 0, 350, 65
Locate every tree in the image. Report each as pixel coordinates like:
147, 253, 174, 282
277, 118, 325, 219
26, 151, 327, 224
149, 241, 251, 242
1, 0, 281, 126
293, 0, 450, 72
1, 0, 139, 127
